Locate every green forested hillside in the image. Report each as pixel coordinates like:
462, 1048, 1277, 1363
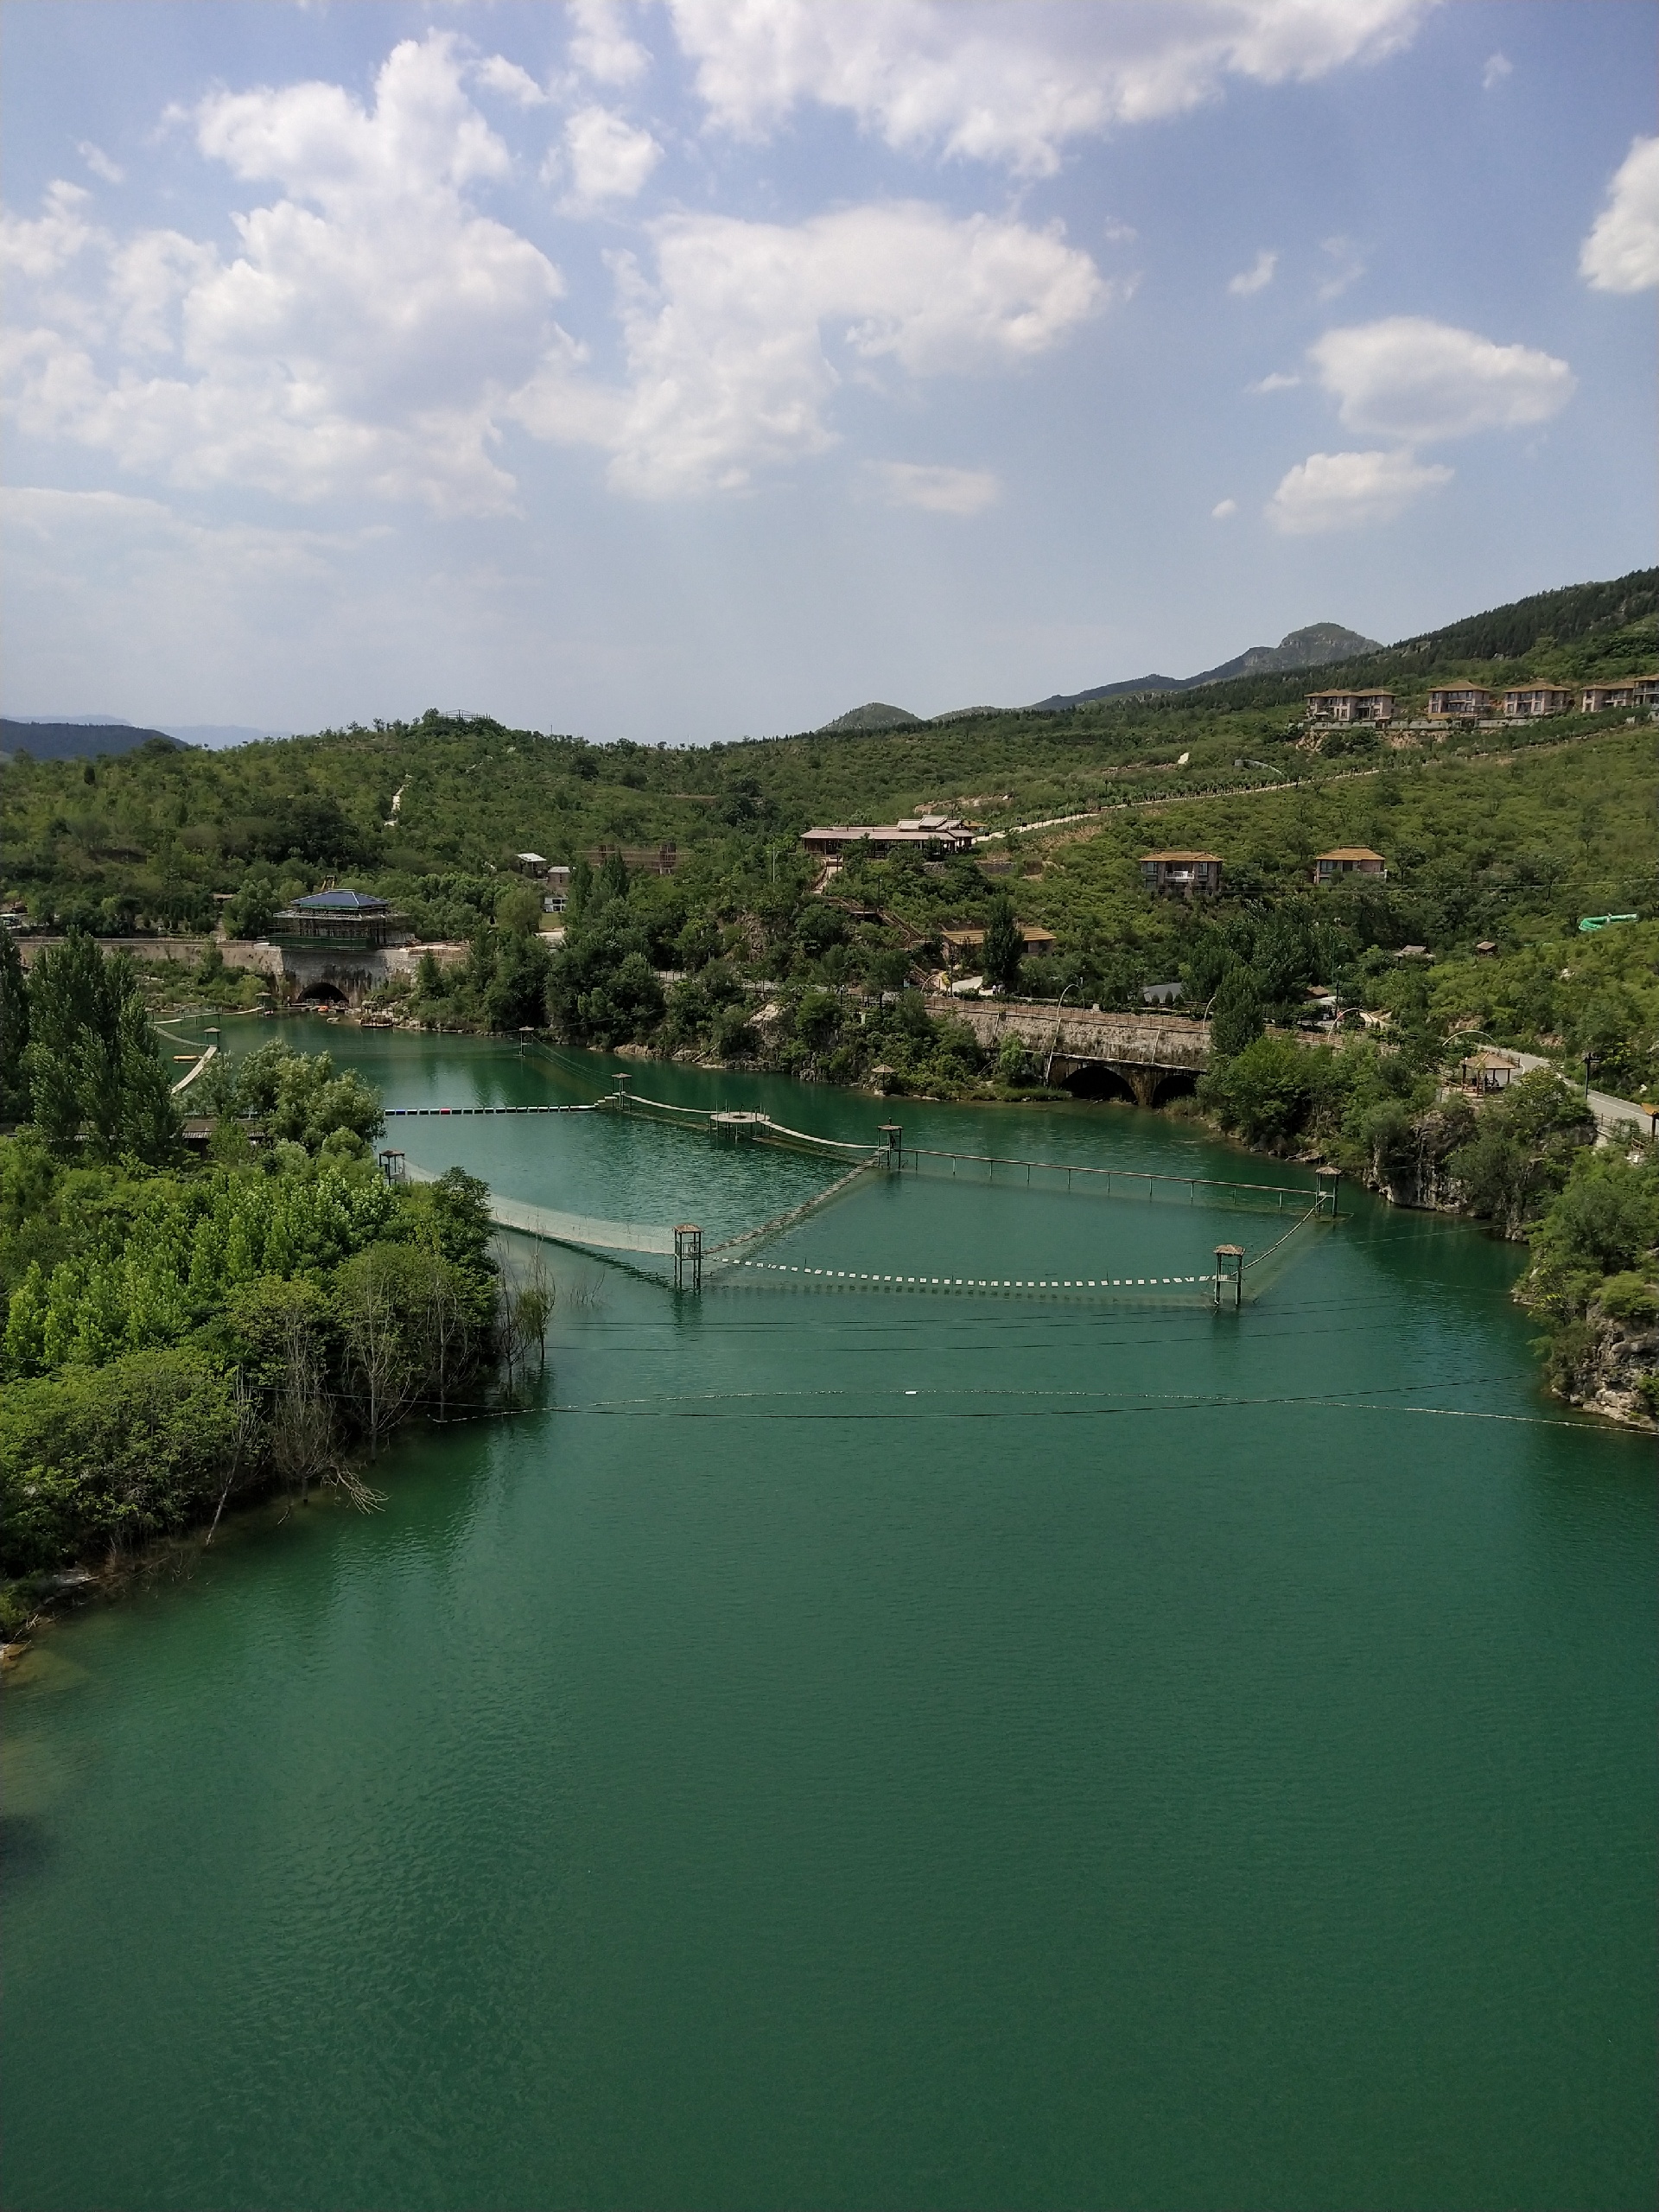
1, 569, 1653, 944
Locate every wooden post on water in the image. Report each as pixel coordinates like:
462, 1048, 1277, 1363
1214, 1244, 1244, 1309
878, 1124, 902, 1172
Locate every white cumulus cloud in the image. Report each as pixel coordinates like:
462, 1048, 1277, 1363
3, 35, 1110, 516
569, 0, 651, 88
78, 142, 125, 185
1228, 249, 1277, 296
1266, 448, 1451, 533
560, 106, 664, 207
473, 55, 550, 108
1481, 52, 1511, 91
579, 202, 1109, 497
868, 461, 1001, 515
1211, 497, 1237, 518
1309, 315, 1574, 442
0, 180, 104, 279
666, 0, 1433, 175
1580, 135, 1659, 293
2, 35, 569, 516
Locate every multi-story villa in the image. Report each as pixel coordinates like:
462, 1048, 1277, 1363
1426, 686, 1495, 719
1580, 677, 1659, 712
1500, 684, 1573, 718
1140, 851, 1224, 898
1305, 689, 1395, 725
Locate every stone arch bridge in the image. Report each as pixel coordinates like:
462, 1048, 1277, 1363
925, 995, 1211, 1107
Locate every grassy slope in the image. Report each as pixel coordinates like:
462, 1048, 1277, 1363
1017, 730, 1659, 949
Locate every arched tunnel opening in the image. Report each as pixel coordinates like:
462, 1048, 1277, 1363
1060, 1065, 1137, 1104
297, 981, 348, 1005
1061, 1064, 1200, 1109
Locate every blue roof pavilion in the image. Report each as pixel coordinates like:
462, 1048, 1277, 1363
273, 887, 404, 946
294, 888, 389, 912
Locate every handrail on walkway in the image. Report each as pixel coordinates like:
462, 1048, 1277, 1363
892, 1143, 1336, 1212
169, 1042, 218, 1096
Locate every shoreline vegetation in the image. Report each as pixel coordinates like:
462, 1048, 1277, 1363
0, 936, 555, 1646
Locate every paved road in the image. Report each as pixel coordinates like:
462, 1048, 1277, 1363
1502, 1048, 1654, 1140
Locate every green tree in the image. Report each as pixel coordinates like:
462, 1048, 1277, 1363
982, 896, 1022, 991
1209, 963, 1265, 1058
1, 1346, 241, 1573
494, 883, 543, 937
1446, 1071, 1588, 1236
1532, 1153, 1659, 1273
23, 934, 179, 1164
483, 930, 550, 1031
222, 878, 279, 939
1198, 1033, 1319, 1147
996, 1033, 1037, 1086
231, 1041, 383, 1152
0, 929, 29, 1123
3, 1262, 48, 1378
547, 912, 665, 1045
566, 855, 594, 923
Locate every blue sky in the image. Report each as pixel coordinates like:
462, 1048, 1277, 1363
2, 0, 1655, 741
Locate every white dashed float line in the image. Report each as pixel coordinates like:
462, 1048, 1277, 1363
732, 1262, 1204, 1289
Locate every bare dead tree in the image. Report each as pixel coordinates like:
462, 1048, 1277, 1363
203, 1366, 262, 1548
420, 1253, 470, 1416
497, 1271, 527, 1395
337, 1249, 419, 1452
516, 1251, 552, 1377
270, 1290, 336, 1498
327, 1461, 387, 1513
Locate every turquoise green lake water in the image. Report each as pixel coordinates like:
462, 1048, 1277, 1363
3, 1023, 1654, 2211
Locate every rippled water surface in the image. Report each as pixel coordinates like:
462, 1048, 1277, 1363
3, 1025, 1654, 2212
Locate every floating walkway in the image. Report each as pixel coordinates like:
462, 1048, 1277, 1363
389, 1065, 1338, 1298
385, 1104, 596, 1116
485, 1194, 678, 1256
397, 1163, 678, 1257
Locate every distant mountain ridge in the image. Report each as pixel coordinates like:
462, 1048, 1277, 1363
1032, 623, 1381, 711
3, 716, 290, 751
0, 718, 183, 761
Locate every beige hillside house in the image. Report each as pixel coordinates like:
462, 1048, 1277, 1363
1312, 848, 1387, 883
1426, 685, 1495, 720
1305, 689, 1395, 725
1140, 851, 1223, 898
1500, 684, 1573, 718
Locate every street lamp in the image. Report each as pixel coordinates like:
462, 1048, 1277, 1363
1044, 982, 1077, 1087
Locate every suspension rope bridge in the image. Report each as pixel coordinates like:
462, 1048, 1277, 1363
382, 1065, 1337, 1303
